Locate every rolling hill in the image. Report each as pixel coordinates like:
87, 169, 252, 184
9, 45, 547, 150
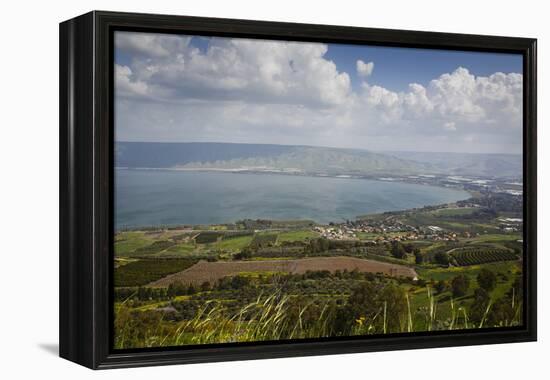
115, 142, 521, 178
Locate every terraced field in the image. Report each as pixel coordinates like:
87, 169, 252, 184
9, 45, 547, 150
149, 256, 417, 287
450, 248, 518, 266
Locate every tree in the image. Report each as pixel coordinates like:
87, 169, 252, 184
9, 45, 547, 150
170, 281, 187, 296
470, 287, 491, 323
487, 297, 515, 327
477, 269, 497, 292
451, 274, 470, 297
403, 243, 414, 254
319, 237, 330, 252
379, 284, 408, 332
346, 281, 381, 319
434, 279, 447, 294
200, 281, 211, 292
186, 284, 196, 295
414, 249, 424, 264
308, 237, 330, 253
167, 283, 175, 298
234, 247, 252, 260
390, 241, 406, 259
137, 286, 147, 300
342, 281, 408, 334
434, 252, 450, 266
231, 275, 251, 289
508, 276, 523, 300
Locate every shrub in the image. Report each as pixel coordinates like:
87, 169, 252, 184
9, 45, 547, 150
451, 274, 470, 297
477, 268, 497, 292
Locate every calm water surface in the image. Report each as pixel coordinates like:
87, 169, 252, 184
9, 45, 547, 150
115, 170, 470, 229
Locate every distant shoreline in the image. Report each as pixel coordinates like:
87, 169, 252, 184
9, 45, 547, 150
114, 166, 475, 185
114, 167, 473, 232
114, 166, 474, 196
116, 141, 523, 157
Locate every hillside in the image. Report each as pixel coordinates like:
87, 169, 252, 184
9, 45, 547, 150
385, 151, 522, 178
116, 142, 521, 178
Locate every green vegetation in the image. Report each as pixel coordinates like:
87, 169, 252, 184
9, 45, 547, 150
450, 248, 518, 266
250, 233, 278, 248
215, 235, 254, 251
115, 232, 153, 256
114, 258, 197, 287
114, 266, 522, 349
451, 274, 470, 297
164, 243, 196, 255
129, 240, 176, 256
194, 232, 222, 244
477, 268, 497, 292
417, 261, 519, 282
431, 207, 477, 217
278, 230, 320, 242
114, 191, 524, 349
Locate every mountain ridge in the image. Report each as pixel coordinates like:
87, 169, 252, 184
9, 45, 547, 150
116, 141, 521, 178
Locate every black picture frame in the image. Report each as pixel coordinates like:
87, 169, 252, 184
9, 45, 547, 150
59, 10, 537, 369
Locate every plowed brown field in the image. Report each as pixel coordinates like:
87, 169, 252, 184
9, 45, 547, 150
149, 256, 417, 287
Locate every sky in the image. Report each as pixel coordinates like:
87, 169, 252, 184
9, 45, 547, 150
114, 31, 523, 154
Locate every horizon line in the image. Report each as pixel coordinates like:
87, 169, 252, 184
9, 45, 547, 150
115, 140, 522, 156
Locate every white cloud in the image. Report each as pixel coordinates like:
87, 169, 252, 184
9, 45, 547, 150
115, 32, 523, 153
115, 64, 148, 96
116, 32, 352, 108
443, 121, 457, 131
402, 83, 434, 118
357, 67, 522, 134
356, 60, 374, 77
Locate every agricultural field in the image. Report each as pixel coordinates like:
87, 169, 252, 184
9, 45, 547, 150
149, 256, 417, 287
250, 233, 278, 247
163, 243, 196, 255
115, 258, 197, 287
450, 247, 518, 266
114, 195, 524, 349
430, 207, 478, 217
214, 235, 255, 252
114, 231, 155, 256
278, 229, 320, 242
194, 231, 222, 244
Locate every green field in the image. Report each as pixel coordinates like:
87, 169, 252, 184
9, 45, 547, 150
278, 230, 319, 242
417, 261, 519, 282
214, 235, 254, 251
430, 207, 477, 216
467, 234, 521, 243
114, 258, 197, 287
412, 261, 521, 324
163, 243, 196, 255
115, 231, 153, 256
450, 248, 518, 266
250, 233, 278, 247
194, 232, 223, 244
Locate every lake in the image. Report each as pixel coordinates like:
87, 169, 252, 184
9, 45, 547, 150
115, 169, 470, 229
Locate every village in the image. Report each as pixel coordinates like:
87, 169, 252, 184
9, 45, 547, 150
314, 218, 461, 243
313, 193, 523, 244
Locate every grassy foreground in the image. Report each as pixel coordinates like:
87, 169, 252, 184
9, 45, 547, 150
114, 269, 522, 349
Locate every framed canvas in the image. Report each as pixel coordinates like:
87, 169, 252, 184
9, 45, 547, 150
59, 11, 537, 369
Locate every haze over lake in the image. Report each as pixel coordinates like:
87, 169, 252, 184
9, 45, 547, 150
115, 170, 470, 229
